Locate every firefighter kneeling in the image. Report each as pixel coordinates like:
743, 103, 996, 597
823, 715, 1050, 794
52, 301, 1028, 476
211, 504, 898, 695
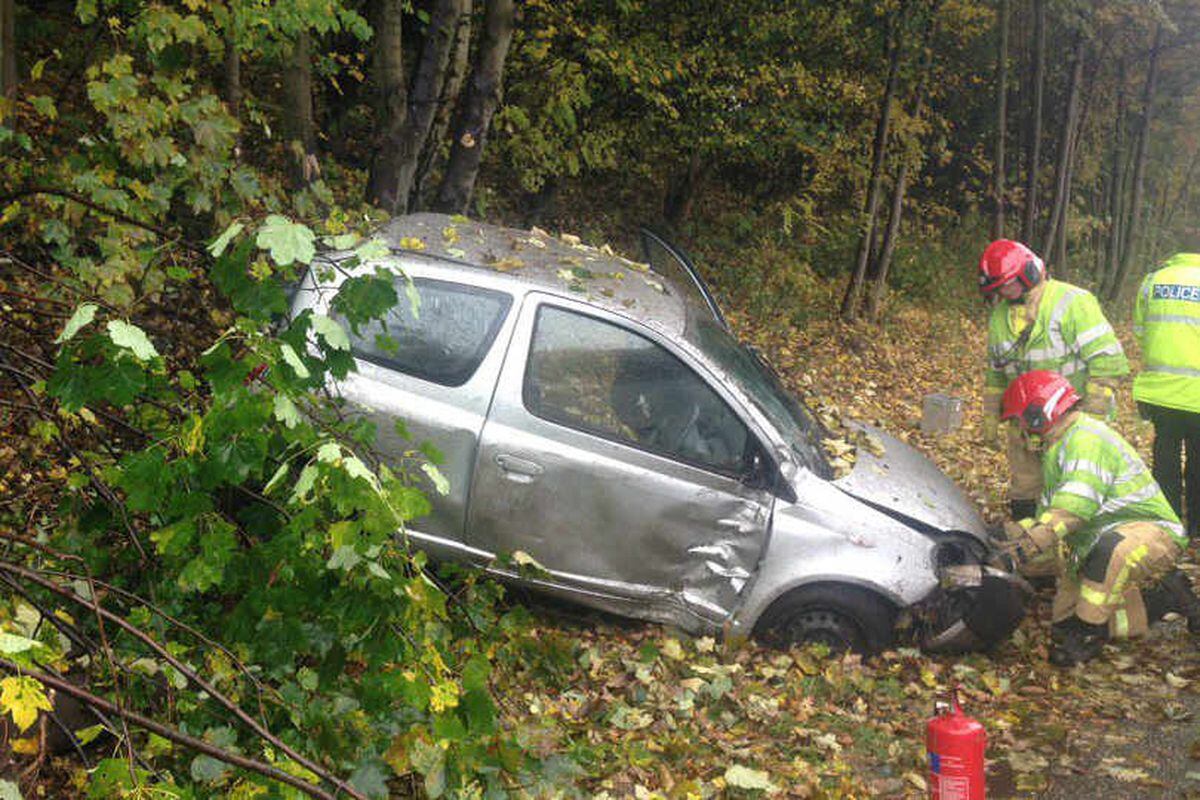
992, 370, 1200, 666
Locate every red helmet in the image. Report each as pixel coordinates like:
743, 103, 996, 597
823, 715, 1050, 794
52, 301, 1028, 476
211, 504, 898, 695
978, 239, 1044, 296
1000, 371, 1080, 434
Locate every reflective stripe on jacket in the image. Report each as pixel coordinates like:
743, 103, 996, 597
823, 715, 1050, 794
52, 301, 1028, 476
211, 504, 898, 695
1040, 414, 1185, 569
985, 279, 1129, 393
1133, 253, 1200, 413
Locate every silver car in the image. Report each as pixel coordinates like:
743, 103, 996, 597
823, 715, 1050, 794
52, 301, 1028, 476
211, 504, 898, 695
292, 213, 1028, 653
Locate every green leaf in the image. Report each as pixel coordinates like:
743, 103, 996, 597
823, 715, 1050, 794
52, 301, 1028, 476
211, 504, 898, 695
0, 634, 41, 655
420, 463, 450, 496
291, 464, 318, 504
279, 343, 309, 378
274, 394, 302, 429
331, 271, 399, 334
208, 221, 245, 258
29, 95, 57, 120
353, 237, 390, 263
327, 545, 361, 571
177, 520, 237, 593
106, 321, 159, 361
56, 303, 98, 344
263, 462, 290, 496
256, 214, 316, 266
312, 314, 350, 351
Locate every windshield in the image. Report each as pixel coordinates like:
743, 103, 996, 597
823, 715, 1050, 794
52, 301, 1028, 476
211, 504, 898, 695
689, 319, 829, 476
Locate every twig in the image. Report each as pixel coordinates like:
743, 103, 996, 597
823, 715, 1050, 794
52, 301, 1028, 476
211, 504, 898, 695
0, 188, 206, 256
0, 657, 337, 800
0, 564, 365, 800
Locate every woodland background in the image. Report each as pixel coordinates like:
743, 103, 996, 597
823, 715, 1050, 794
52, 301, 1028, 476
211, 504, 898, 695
2, 0, 1200, 798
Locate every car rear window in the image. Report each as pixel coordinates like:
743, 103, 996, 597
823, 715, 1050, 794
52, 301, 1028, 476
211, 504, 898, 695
343, 278, 512, 386
524, 305, 750, 475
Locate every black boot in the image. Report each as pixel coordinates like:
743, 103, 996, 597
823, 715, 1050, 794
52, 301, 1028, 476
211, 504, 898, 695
1151, 570, 1200, 633
1009, 499, 1037, 521
1049, 618, 1108, 666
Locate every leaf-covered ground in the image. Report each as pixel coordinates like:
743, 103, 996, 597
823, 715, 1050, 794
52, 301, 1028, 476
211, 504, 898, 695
484, 288, 1200, 799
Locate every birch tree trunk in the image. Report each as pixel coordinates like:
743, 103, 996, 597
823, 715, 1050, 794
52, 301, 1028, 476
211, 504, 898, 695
991, 0, 1009, 240
1108, 24, 1163, 301
1021, 0, 1045, 244
840, 7, 906, 321
434, 0, 515, 214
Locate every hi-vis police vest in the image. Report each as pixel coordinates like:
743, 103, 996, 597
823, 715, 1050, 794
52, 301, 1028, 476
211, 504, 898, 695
1133, 253, 1200, 413
985, 279, 1129, 395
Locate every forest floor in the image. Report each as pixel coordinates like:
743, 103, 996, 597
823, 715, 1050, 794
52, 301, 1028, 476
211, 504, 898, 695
487, 290, 1200, 799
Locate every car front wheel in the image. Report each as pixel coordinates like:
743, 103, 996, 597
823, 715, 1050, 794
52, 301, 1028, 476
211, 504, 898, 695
755, 584, 896, 654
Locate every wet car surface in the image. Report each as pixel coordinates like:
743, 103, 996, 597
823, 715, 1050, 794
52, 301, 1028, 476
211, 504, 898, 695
292, 213, 1029, 653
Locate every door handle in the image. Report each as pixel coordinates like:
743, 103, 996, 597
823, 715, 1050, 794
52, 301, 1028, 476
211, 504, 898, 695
495, 453, 544, 482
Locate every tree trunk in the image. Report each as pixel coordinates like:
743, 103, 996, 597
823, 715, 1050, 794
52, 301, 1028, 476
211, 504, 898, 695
413, 2, 474, 209
840, 7, 906, 321
1108, 24, 1163, 301
434, 0, 515, 214
368, 0, 465, 214
1098, 58, 1127, 293
663, 151, 705, 229
991, 0, 1009, 240
1021, 0, 1045, 244
366, 0, 406, 208
867, 1, 941, 321
284, 29, 317, 188
0, 0, 16, 98
1041, 35, 1084, 260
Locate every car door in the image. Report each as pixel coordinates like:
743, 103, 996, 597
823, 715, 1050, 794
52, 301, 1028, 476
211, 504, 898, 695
639, 228, 729, 330
466, 293, 775, 626
331, 272, 517, 561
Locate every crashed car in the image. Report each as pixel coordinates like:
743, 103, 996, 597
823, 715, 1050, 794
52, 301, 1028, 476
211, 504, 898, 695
292, 213, 1029, 653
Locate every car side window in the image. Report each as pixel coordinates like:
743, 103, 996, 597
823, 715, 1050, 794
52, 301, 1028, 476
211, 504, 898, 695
342, 278, 512, 387
524, 305, 751, 475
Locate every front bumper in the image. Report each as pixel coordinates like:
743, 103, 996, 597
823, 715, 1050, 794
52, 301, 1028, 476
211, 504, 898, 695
913, 561, 1034, 652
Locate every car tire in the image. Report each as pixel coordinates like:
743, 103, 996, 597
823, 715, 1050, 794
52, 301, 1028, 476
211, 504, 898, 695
755, 584, 896, 655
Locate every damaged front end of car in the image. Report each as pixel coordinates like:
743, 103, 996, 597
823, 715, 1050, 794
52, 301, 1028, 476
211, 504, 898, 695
907, 536, 1034, 652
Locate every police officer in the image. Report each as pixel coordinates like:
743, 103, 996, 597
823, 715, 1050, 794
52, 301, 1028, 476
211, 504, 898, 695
978, 240, 1130, 521
1133, 251, 1200, 537
993, 370, 1200, 666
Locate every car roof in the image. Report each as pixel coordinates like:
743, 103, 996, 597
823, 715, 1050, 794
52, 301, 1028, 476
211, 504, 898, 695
373, 213, 690, 337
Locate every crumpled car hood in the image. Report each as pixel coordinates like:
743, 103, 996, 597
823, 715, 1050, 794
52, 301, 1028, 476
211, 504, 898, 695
831, 424, 988, 542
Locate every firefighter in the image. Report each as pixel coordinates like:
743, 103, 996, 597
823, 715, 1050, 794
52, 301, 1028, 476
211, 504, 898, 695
992, 370, 1200, 666
1133, 251, 1200, 537
978, 240, 1129, 521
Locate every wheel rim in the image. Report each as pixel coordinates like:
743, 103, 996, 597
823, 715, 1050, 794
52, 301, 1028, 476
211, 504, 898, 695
783, 607, 862, 650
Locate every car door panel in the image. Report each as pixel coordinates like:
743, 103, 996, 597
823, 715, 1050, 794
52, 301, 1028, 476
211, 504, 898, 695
467, 294, 773, 626
327, 274, 518, 560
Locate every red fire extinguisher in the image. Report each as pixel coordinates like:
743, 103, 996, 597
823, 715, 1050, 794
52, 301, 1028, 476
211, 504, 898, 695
926, 688, 986, 800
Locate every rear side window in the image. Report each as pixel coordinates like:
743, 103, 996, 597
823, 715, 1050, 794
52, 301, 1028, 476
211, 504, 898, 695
343, 278, 512, 386
524, 305, 750, 475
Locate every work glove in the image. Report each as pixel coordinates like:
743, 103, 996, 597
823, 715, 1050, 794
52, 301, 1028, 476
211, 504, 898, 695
991, 518, 1058, 571
1081, 378, 1119, 420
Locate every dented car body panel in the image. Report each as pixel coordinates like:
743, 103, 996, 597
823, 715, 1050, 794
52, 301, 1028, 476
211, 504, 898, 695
292, 213, 1027, 650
